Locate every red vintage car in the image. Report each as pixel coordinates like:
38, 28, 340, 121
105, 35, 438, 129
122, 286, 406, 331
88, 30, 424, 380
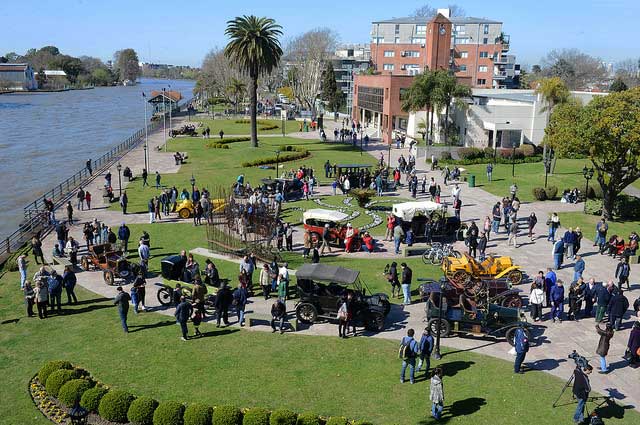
303, 209, 361, 251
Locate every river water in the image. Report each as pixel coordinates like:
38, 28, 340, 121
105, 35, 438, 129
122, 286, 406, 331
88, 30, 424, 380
0, 78, 195, 240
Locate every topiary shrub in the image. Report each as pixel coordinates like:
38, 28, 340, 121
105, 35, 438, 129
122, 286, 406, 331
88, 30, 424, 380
81, 386, 108, 412
58, 378, 94, 407
350, 188, 376, 208
46, 369, 79, 397
38, 360, 72, 385
532, 187, 547, 201
296, 412, 320, 425
127, 396, 158, 425
242, 150, 309, 167
325, 417, 348, 425
269, 409, 297, 425
206, 143, 231, 149
585, 199, 603, 216
545, 185, 558, 200
212, 405, 242, 425
242, 407, 270, 425
183, 403, 213, 425
98, 389, 136, 423
153, 400, 185, 425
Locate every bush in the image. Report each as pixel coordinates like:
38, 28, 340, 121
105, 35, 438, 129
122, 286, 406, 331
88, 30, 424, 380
585, 199, 603, 216
127, 397, 159, 425
325, 417, 348, 425
153, 401, 185, 425
457, 147, 484, 160
46, 369, 80, 397
58, 378, 94, 407
269, 409, 297, 425
259, 125, 279, 131
234, 119, 279, 131
98, 389, 136, 423
545, 185, 558, 200
350, 188, 376, 208
213, 405, 242, 425
296, 412, 320, 425
217, 136, 251, 144
532, 187, 547, 201
519, 144, 535, 157
183, 403, 213, 425
439, 151, 452, 161
242, 407, 270, 425
81, 386, 108, 412
206, 143, 230, 149
242, 150, 309, 167
38, 360, 72, 385
499, 149, 524, 160
614, 194, 640, 220
483, 147, 495, 157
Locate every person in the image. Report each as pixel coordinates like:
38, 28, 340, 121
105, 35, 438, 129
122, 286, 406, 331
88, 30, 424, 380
491, 203, 501, 235
24, 280, 35, 317
66, 201, 73, 224
388, 262, 400, 298
451, 184, 461, 202
583, 278, 597, 318
113, 286, 131, 333
572, 364, 593, 424
508, 220, 518, 248
615, 257, 631, 291
344, 223, 356, 252
320, 224, 332, 255
483, 216, 491, 241
550, 279, 565, 323
401, 263, 412, 305
514, 325, 530, 373
61, 266, 77, 305
302, 229, 312, 258
17, 254, 28, 289
119, 190, 128, 214
118, 223, 130, 254
85, 191, 92, 210
175, 296, 193, 341
573, 255, 585, 283
607, 289, 629, 331
418, 328, 434, 374
430, 367, 445, 420
384, 214, 395, 241
214, 283, 232, 327
453, 197, 462, 220
595, 281, 614, 323
155, 171, 161, 189
596, 323, 615, 373
311, 246, 320, 263
233, 283, 248, 326
399, 328, 419, 384
34, 279, 49, 319
510, 183, 518, 200
477, 231, 488, 261
31, 236, 45, 265
191, 300, 203, 337
361, 231, 375, 253
595, 218, 608, 250
337, 298, 349, 338
48, 270, 63, 314
278, 262, 289, 301
547, 212, 560, 242
86, 159, 92, 175
563, 228, 577, 260
626, 321, 640, 365
527, 212, 537, 241
259, 263, 272, 300
393, 223, 404, 255
486, 163, 493, 181
270, 298, 287, 334
529, 279, 545, 322
552, 239, 564, 270
567, 280, 583, 321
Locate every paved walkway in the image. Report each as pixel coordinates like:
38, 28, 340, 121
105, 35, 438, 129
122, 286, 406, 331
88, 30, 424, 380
37, 121, 640, 412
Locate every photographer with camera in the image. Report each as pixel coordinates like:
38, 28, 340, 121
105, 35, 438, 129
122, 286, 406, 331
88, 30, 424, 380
572, 363, 593, 424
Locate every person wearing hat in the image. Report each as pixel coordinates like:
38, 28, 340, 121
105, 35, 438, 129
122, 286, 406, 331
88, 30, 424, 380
401, 263, 413, 305
278, 262, 290, 301
214, 282, 233, 327
344, 223, 356, 253
320, 223, 332, 255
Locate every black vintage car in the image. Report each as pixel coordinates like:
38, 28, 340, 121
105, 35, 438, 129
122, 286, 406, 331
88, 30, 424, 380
295, 264, 390, 331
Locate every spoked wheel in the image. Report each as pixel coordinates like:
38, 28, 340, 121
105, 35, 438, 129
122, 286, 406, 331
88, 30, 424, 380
501, 295, 523, 308
178, 208, 191, 219
506, 326, 531, 347
507, 270, 524, 285
450, 250, 462, 259
427, 318, 451, 338
365, 312, 385, 331
80, 256, 90, 271
452, 270, 470, 285
296, 303, 318, 324
103, 270, 115, 285
157, 288, 172, 306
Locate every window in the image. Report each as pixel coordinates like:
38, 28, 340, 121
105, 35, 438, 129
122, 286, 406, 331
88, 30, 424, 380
477, 78, 487, 85
411, 37, 426, 44
372, 37, 384, 43
405, 51, 420, 57
459, 51, 468, 58
482, 37, 488, 44
383, 64, 394, 71
395, 24, 400, 34
479, 51, 489, 58
478, 66, 488, 72
383, 50, 395, 57
458, 65, 467, 72
395, 36, 400, 44
454, 37, 469, 45
357, 86, 384, 112
415, 25, 426, 35
483, 24, 489, 34
454, 25, 466, 34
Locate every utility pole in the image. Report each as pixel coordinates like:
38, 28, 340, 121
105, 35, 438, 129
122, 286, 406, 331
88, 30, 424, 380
162, 88, 167, 152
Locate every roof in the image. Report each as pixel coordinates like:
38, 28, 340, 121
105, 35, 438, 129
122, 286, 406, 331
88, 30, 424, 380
303, 209, 349, 223
372, 16, 501, 25
449, 16, 502, 24
296, 264, 360, 284
43, 70, 67, 76
0, 63, 29, 72
392, 201, 444, 220
150, 90, 182, 102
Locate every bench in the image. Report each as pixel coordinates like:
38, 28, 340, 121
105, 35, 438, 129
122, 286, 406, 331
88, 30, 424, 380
52, 256, 72, 268
402, 245, 430, 257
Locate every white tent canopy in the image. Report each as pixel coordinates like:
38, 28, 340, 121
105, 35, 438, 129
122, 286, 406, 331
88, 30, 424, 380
392, 201, 445, 221
303, 209, 349, 223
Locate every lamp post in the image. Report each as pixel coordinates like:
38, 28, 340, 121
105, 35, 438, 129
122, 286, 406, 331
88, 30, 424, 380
116, 163, 122, 197
69, 402, 89, 425
543, 149, 552, 188
433, 276, 448, 360
162, 88, 167, 152
582, 165, 594, 213
275, 150, 281, 180
511, 143, 516, 178
168, 84, 173, 138
143, 92, 149, 172
190, 174, 196, 197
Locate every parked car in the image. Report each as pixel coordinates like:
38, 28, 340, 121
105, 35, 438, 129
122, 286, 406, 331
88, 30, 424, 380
418, 277, 522, 308
81, 243, 140, 285
295, 264, 390, 331
303, 209, 360, 250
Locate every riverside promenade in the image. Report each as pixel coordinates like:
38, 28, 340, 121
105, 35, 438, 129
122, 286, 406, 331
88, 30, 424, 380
38, 118, 640, 412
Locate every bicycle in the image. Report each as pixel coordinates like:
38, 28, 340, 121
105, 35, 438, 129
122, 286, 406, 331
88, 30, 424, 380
422, 243, 461, 265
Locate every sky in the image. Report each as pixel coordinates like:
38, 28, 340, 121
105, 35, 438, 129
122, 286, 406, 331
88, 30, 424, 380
1, 0, 638, 68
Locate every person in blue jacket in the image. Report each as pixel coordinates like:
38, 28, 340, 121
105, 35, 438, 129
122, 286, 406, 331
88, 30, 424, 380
418, 328, 435, 375
400, 328, 420, 384
550, 279, 565, 323
514, 325, 530, 373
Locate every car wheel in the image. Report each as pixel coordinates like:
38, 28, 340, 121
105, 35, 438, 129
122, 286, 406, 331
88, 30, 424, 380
427, 318, 451, 338
381, 300, 391, 316
157, 288, 172, 306
421, 250, 431, 265
80, 255, 90, 271
502, 295, 523, 308
178, 208, 191, 219
452, 270, 470, 285
508, 270, 523, 285
365, 312, 385, 331
296, 303, 318, 324
103, 270, 115, 285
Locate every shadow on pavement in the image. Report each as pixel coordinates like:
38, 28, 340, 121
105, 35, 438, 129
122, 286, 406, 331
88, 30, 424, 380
440, 360, 475, 377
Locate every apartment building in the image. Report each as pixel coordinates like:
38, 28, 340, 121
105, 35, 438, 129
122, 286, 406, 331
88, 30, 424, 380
332, 45, 371, 112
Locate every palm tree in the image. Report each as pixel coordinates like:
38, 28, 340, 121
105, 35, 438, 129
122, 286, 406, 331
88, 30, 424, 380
225, 15, 283, 147
227, 78, 246, 116
432, 70, 472, 146
401, 70, 437, 144
535, 77, 570, 172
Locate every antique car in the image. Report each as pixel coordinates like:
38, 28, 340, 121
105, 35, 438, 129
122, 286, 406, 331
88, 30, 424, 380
295, 264, 390, 331
176, 198, 226, 219
80, 243, 140, 285
418, 277, 523, 308
423, 286, 531, 346
260, 178, 303, 200
392, 201, 461, 242
169, 124, 198, 137
303, 209, 361, 251
442, 254, 524, 285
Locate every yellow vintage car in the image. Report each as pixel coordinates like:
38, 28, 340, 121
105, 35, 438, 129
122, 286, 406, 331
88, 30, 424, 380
442, 254, 523, 285
176, 198, 226, 219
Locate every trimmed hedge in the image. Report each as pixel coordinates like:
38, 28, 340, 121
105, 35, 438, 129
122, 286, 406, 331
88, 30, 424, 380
326, 417, 348, 425
153, 400, 185, 425
350, 188, 376, 208
206, 143, 230, 149
234, 119, 279, 131
545, 186, 558, 200
58, 378, 94, 407
127, 396, 158, 425
532, 187, 547, 201
296, 412, 321, 425
80, 386, 108, 412
38, 360, 72, 384
242, 407, 270, 425
212, 405, 242, 425
98, 389, 136, 423
184, 403, 213, 425
270, 409, 297, 425
46, 369, 79, 397
210, 136, 251, 145
242, 150, 309, 167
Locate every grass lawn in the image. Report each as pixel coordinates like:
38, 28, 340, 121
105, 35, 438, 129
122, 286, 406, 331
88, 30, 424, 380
194, 118, 288, 135
115, 136, 377, 213
557, 212, 640, 241
460, 159, 591, 202
2, 260, 638, 425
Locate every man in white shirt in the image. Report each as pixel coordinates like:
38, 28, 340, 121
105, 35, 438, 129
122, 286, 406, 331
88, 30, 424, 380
451, 184, 461, 202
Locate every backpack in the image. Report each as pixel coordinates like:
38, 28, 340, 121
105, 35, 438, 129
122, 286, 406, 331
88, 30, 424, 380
398, 339, 415, 360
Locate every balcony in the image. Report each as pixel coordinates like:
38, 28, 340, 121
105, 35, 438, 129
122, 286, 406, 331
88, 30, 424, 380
493, 56, 510, 64
493, 71, 508, 80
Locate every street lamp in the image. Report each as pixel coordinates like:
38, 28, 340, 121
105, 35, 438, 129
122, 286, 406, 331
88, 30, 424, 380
511, 142, 517, 178
543, 149, 552, 188
143, 92, 149, 172
69, 402, 88, 425
190, 174, 196, 196
582, 165, 594, 213
274, 150, 281, 179
433, 276, 449, 360
162, 88, 167, 152
116, 163, 122, 197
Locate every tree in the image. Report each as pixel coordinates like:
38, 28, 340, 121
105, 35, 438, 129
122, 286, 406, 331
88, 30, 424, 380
91, 68, 114, 86
401, 70, 437, 143
4, 52, 19, 62
227, 78, 246, 115
320, 62, 343, 112
535, 77, 570, 173
47, 55, 84, 83
225, 15, 283, 148
614, 58, 640, 88
432, 70, 471, 145
36, 67, 47, 88
546, 88, 640, 219
0, 56, 7, 64
285, 28, 338, 117
610, 77, 628, 92
412, 3, 465, 17
197, 47, 247, 104
114, 48, 140, 82
39, 46, 60, 56
540, 49, 607, 90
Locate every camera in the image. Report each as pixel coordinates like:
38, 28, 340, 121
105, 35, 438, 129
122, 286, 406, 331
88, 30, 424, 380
568, 350, 590, 369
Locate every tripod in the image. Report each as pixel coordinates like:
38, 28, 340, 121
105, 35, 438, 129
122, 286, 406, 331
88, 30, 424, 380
552, 373, 574, 408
